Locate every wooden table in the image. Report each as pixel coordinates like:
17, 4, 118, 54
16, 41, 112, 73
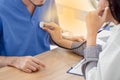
0, 48, 84, 80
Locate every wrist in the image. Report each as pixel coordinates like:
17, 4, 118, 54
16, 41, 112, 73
54, 38, 73, 49
87, 34, 97, 46
0, 56, 17, 67
0, 57, 7, 67
55, 38, 64, 44
6, 57, 18, 67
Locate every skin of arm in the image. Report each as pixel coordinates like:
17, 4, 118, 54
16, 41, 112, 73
86, 7, 109, 46
43, 8, 109, 49
43, 22, 73, 49
63, 35, 85, 42
43, 22, 85, 49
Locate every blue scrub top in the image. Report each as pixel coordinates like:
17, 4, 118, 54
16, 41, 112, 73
0, 0, 58, 56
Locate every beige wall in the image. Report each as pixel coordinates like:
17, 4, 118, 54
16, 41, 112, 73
56, 0, 96, 36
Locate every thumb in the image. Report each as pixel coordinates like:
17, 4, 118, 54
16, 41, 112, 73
44, 23, 55, 30
101, 7, 109, 23
43, 27, 52, 34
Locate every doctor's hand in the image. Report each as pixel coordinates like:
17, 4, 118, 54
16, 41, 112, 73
9, 56, 45, 73
86, 7, 109, 46
97, 0, 108, 16
97, 0, 113, 22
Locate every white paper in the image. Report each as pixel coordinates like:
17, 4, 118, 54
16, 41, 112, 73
67, 59, 85, 76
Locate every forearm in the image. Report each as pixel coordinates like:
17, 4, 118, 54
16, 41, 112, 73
87, 32, 97, 46
56, 38, 73, 49
84, 32, 98, 74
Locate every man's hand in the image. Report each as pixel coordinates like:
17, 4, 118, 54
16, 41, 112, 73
43, 22, 63, 43
8, 56, 45, 73
43, 22, 74, 48
63, 36, 85, 42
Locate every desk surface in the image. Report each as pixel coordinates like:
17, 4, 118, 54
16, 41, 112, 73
0, 48, 84, 80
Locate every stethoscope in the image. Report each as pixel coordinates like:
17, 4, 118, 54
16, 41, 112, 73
39, 22, 111, 50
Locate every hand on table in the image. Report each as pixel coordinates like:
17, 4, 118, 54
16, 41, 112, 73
9, 56, 45, 73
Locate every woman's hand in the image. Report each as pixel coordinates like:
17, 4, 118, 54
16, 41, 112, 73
86, 7, 109, 46
97, 0, 108, 16
97, 0, 114, 22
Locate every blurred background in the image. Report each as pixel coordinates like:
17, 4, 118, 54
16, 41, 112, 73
50, 0, 98, 49
56, 0, 98, 36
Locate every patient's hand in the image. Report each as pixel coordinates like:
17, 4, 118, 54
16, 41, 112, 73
43, 22, 86, 49
7, 56, 45, 73
43, 22, 85, 42
43, 22, 63, 43
63, 36, 85, 42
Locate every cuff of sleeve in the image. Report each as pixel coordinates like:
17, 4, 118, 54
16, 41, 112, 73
80, 58, 98, 76
84, 44, 102, 58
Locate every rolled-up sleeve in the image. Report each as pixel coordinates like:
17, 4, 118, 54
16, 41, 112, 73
81, 45, 102, 77
71, 42, 102, 76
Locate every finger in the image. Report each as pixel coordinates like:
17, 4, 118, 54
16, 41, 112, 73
78, 39, 84, 42
43, 27, 52, 34
29, 61, 41, 70
76, 38, 84, 42
44, 25, 55, 30
101, 7, 109, 22
32, 58, 46, 68
44, 23, 55, 30
97, 7, 105, 16
22, 68, 32, 73
27, 64, 37, 72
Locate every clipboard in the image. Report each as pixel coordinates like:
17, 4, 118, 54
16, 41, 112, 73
67, 59, 85, 76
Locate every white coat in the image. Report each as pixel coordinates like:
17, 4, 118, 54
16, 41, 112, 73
86, 24, 120, 80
